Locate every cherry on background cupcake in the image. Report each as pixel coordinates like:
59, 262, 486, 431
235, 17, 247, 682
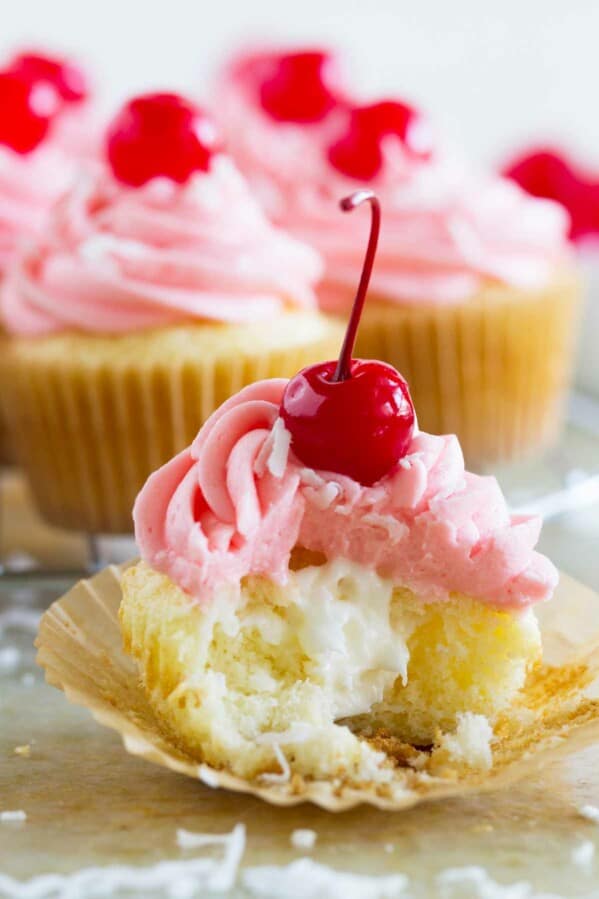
504, 146, 599, 398
0, 90, 342, 533
213, 45, 579, 468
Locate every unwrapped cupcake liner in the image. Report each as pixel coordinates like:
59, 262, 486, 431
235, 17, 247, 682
355, 275, 582, 468
36, 563, 599, 812
1, 329, 341, 534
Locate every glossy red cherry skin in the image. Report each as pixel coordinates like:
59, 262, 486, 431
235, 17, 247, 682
503, 149, 599, 242
328, 100, 432, 180
9, 52, 88, 103
0, 71, 60, 154
280, 358, 415, 486
106, 93, 221, 187
258, 50, 339, 123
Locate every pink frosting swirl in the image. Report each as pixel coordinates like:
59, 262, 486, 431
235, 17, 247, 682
135, 378, 557, 610
213, 54, 571, 310
0, 143, 76, 279
1, 156, 322, 336
0, 102, 98, 281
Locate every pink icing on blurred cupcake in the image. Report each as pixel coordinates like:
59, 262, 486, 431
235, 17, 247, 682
0, 50, 97, 278
504, 147, 599, 397
212, 47, 581, 466
0, 92, 342, 532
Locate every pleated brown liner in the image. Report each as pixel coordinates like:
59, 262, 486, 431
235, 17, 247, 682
36, 563, 599, 811
1, 323, 342, 534
353, 273, 582, 468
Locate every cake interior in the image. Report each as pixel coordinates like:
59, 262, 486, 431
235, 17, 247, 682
120, 551, 541, 784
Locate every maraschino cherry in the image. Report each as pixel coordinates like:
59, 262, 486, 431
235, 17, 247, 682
328, 100, 432, 181
8, 51, 88, 104
106, 93, 221, 187
0, 70, 60, 154
280, 190, 415, 486
258, 50, 339, 123
503, 148, 599, 242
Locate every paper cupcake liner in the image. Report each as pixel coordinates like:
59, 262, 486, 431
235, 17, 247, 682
355, 275, 582, 468
36, 563, 599, 811
2, 324, 341, 534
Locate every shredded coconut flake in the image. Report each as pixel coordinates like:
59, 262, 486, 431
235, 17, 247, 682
0, 823, 245, 897
197, 764, 220, 788
304, 481, 341, 510
259, 743, 290, 784
0, 810, 26, 822
290, 829, 317, 850
266, 418, 291, 478
243, 857, 408, 898
437, 713, 493, 770
579, 804, 599, 823
571, 840, 595, 871
437, 865, 561, 898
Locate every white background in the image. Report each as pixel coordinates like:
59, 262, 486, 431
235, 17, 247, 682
0, 0, 596, 167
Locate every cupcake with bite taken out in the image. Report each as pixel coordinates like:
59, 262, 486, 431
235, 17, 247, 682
121, 192, 554, 786
213, 47, 581, 467
0, 92, 341, 534
0, 50, 96, 462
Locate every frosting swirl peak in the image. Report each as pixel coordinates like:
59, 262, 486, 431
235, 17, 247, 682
2, 156, 322, 336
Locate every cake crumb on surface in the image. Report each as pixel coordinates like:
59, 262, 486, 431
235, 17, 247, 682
434, 713, 493, 770
290, 829, 317, 850
14, 744, 31, 757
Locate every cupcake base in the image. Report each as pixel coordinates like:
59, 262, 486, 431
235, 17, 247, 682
2, 312, 343, 533
352, 272, 581, 468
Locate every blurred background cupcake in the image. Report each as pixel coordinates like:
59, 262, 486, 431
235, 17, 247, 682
0, 48, 96, 464
212, 46, 581, 468
0, 92, 341, 535
503, 147, 599, 400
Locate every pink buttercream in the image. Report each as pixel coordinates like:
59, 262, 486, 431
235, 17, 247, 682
0, 144, 76, 279
0, 103, 97, 281
134, 378, 557, 610
213, 53, 571, 311
1, 156, 322, 336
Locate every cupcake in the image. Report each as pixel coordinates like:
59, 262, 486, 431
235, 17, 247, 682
0, 50, 95, 462
121, 192, 554, 785
503, 147, 599, 398
212, 47, 581, 467
0, 93, 341, 534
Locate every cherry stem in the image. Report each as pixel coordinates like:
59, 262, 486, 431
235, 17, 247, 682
332, 190, 381, 382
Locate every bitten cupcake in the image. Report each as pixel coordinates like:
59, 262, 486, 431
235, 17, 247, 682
0, 93, 341, 534
504, 147, 599, 398
121, 193, 555, 786
213, 47, 581, 467
0, 50, 95, 462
